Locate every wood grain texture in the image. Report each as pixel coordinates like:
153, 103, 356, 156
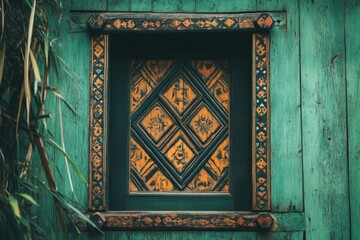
59, 33, 93, 225
55, 29, 94, 237
71, 0, 107, 11
195, 0, 255, 12
34, 19, 94, 239
346, 0, 360, 239
152, 0, 196, 12
108, 0, 152, 12
300, 0, 350, 239
256, 0, 303, 212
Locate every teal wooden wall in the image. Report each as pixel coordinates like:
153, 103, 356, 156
36, 0, 360, 239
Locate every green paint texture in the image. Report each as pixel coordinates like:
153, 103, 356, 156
346, 0, 360, 239
35, 0, 358, 239
300, 0, 350, 239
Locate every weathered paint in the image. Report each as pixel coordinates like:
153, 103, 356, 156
257, 0, 303, 213
34, 0, 358, 239
346, 0, 360, 239
300, 0, 349, 239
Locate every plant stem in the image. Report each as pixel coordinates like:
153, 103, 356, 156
33, 134, 67, 233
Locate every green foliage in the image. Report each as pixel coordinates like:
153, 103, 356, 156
0, 0, 100, 238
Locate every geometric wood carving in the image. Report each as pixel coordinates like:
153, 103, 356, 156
88, 13, 271, 227
130, 59, 230, 192
89, 34, 108, 211
87, 13, 277, 32
89, 211, 274, 230
253, 34, 271, 211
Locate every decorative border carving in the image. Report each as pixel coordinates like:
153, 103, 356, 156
253, 34, 271, 211
87, 13, 274, 32
88, 13, 271, 227
89, 34, 108, 211
89, 212, 274, 230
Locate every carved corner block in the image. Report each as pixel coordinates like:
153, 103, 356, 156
89, 212, 106, 229
88, 14, 105, 30
256, 213, 274, 229
256, 14, 274, 29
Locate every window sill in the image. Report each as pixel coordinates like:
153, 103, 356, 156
89, 211, 274, 230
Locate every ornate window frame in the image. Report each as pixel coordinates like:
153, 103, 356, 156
87, 12, 278, 230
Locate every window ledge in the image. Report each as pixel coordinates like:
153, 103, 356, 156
89, 211, 274, 230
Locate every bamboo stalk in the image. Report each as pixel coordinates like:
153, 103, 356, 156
33, 135, 67, 233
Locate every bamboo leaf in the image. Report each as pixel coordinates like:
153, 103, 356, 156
0, 38, 5, 85
0, 0, 4, 84
29, 49, 41, 94
46, 138, 87, 185
1, 0, 4, 39
16, 193, 39, 206
20, 144, 33, 178
9, 195, 21, 218
23, 0, 36, 125
19, 178, 39, 192
16, 84, 24, 136
47, 86, 77, 115
44, 34, 49, 66
50, 190, 102, 234
55, 54, 80, 80
41, 32, 49, 106
58, 98, 79, 203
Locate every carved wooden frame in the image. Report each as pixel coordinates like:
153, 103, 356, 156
88, 12, 273, 230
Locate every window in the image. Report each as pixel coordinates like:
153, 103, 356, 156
88, 13, 273, 230
109, 32, 252, 211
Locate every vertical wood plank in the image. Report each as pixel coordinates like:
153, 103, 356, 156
128, 0, 153, 11
195, 0, 255, 12
300, 0, 350, 239
256, 0, 303, 212
108, 0, 131, 11
152, 0, 196, 12
108, 0, 152, 12
53, 29, 93, 238
61, 33, 92, 208
346, 0, 360, 239
32, 12, 94, 239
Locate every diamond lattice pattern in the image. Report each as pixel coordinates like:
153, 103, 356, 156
130, 59, 230, 192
